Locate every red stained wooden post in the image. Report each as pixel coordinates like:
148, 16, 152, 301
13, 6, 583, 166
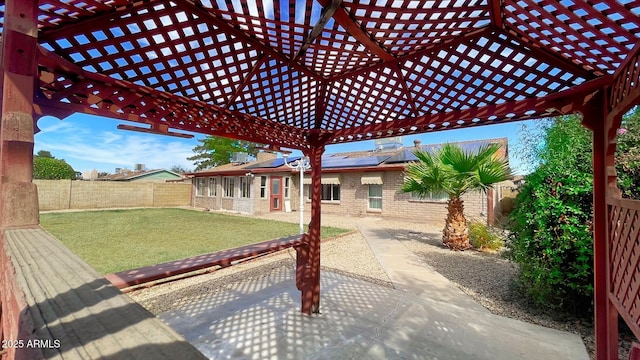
0, 0, 39, 229
0, 2, 40, 359
296, 136, 325, 314
585, 94, 619, 360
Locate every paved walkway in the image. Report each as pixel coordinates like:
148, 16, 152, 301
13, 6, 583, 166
357, 224, 489, 313
158, 218, 590, 359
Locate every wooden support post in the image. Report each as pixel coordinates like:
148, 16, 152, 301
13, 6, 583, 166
296, 138, 325, 314
585, 93, 619, 360
0, 2, 40, 358
0, 0, 39, 229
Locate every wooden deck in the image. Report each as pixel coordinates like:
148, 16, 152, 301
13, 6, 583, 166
105, 235, 303, 291
2, 228, 206, 359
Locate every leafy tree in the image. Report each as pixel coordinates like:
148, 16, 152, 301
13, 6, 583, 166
188, 136, 259, 171
508, 115, 594, 311
36, 150, 54, 158
401, 143, 511, 250
33, 157, 76, 180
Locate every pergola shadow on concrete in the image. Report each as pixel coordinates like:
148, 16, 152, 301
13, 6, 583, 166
0, 0, 639, 359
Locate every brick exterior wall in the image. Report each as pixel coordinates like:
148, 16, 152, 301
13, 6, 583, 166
189, 137, 511, 224
35, 180, 191, 211
190, 170, 490, 225
300, 171, 488, 226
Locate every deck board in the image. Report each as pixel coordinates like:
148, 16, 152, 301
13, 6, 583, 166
4, 228, 206, 359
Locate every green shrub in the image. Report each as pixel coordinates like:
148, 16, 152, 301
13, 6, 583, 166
507, 115, 594, 312
468, 221, 503, 251
33, 157, 76, 180
508, 168, 594, 311
616, 107, 640, 199
507, 109, 640, 313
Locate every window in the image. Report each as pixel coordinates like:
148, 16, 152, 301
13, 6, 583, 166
284, 177, 291, 199
260, 176, 267, 198
240, 176, 251, 198
411, 191, 449, 202
195, 178, 206, 196
304, 184, 340, 201
368, 185, 382, 210
223, 177, 235, 198
321, 184, 340, 201
208, 177, 217, 197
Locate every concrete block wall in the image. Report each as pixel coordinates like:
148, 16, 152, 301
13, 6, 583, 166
35, 180, 191, 211
69, 182, 153, 209
35, 179, 73, 211
152, 183, 192, 207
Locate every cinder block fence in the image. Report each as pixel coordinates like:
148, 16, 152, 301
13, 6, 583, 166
34, 180, 191, 211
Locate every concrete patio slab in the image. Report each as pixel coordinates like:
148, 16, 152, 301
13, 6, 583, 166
159, 266, 589, 360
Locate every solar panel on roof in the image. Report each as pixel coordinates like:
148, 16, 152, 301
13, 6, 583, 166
385, 149, 415, 163
384, 141, 493, 164
322, 156, 390, 168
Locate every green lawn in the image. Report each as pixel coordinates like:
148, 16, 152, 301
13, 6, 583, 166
40, 208, 349, 274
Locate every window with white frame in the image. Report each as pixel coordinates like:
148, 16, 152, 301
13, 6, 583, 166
195, 178, 207, 196
260, 176, 267, 198
304, 183, 340, 201
321, 184, 340, 201
208, 177, 217, 197
223, 177, 235, 198
284, 177, 291, 199
368, 184, 383, 210
240, 176, 251, 198
411, 190, 449, 202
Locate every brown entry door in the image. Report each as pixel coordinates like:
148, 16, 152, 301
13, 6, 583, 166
270, 176, 283, 211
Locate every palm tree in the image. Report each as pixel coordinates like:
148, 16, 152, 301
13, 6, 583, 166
402, 143, 511, 250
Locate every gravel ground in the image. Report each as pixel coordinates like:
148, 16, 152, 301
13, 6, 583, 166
129, 210, 634, 359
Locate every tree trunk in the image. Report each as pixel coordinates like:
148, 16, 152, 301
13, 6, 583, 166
442, 196, 471, 250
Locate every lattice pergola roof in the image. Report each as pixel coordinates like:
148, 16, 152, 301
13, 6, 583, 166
11, 0, 640, 149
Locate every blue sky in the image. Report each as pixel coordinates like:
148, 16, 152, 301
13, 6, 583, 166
35, 114, 540, 175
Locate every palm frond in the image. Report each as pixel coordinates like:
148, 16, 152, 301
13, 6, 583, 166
401, 142, 511, 198
402, 149, 451, 196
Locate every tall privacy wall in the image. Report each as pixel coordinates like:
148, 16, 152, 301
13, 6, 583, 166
34, 180, 191, 211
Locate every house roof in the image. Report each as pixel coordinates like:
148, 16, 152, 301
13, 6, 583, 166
29, 1, 638, 150
98, 169, 184, 181
193, 137, 508, 176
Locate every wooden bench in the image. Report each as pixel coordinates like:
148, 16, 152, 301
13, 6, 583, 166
105, 235, 303, 291
1, 228, 206, 359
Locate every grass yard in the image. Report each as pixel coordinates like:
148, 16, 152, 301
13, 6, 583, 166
40, 208, 349, 275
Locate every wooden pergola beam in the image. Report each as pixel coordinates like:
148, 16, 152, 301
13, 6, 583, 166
328, 76, 612, 144
316, 0, 395, 61
35, 46, 309, 150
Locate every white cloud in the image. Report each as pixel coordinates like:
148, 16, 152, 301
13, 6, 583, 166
34, 116, 199, 173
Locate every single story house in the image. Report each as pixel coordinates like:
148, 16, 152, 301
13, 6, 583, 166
189, 138, 511, 225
